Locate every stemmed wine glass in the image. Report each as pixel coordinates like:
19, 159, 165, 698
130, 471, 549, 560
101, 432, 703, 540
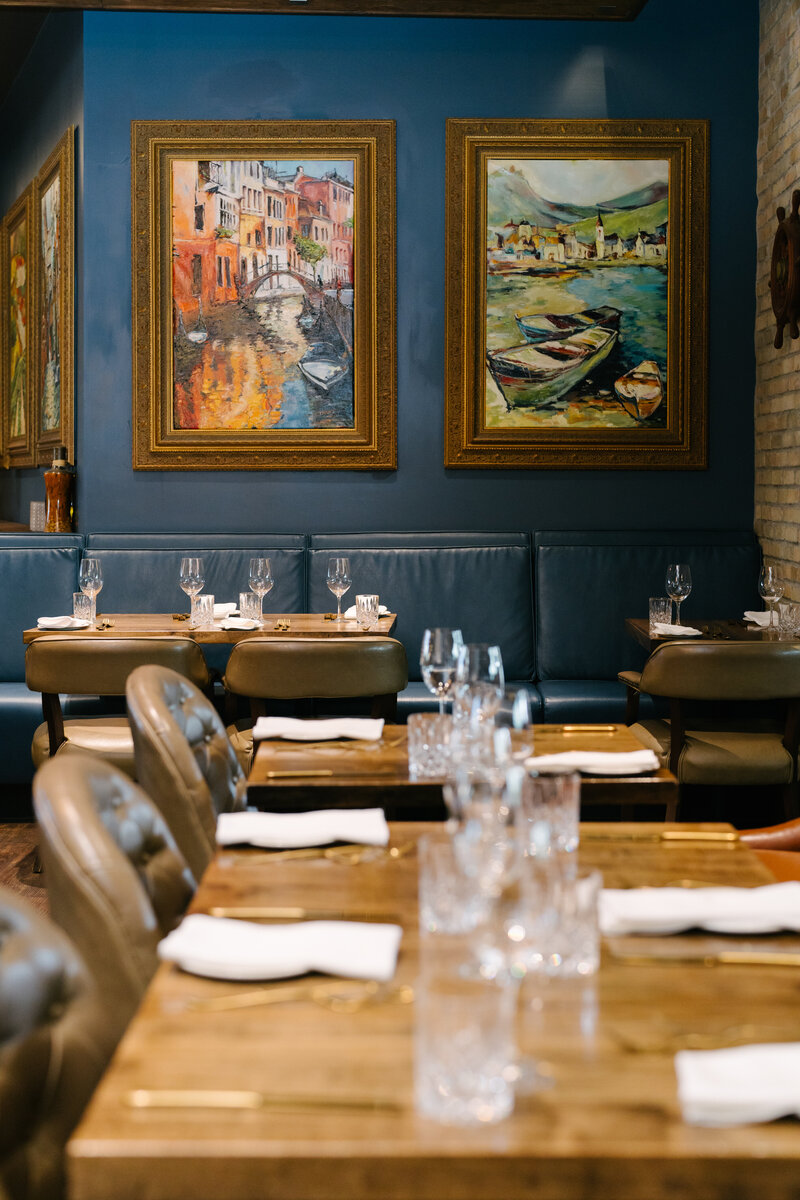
248, 557, 274, 623
759, 563, 784, 628
178, 557, 204, 624
78, 557, 103, 624
665, 563, 692, 626
326, 557, 352, 620
420, 627, 464, 715
453, 643, 505, 724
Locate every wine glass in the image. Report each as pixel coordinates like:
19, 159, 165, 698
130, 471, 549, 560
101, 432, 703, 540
326, 557, 352, 620
420, 627, 464, 715
248, 557, 274, 623
453, 643, 505, 725
665, 563, 692, 626
759, 563, 784, 627
178, 556, 204, 624
78, 557, 103, 624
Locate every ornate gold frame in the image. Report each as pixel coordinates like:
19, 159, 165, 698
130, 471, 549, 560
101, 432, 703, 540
444, 118, 708, 470
2, 183, 36, 468
131, 119, 396, 471
34, 127, 75, 465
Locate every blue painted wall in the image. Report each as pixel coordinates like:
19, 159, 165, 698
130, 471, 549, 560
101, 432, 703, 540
1, 0, 758, 534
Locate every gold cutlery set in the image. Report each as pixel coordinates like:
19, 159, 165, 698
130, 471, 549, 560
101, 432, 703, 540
126, 1088, 402, 1112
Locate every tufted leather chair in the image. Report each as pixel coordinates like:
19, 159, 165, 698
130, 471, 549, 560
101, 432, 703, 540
620, 640, 800, 814
126, 664, 247, 880
222, 636, 409, 770
32, 754, 196, 1042
25, 636, 211, 778
0, 885, 112, 1200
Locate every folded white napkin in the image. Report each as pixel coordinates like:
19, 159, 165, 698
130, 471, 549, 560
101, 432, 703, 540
158, 913, 402, 982
220, 617, 260, 630
343, 604, 390, 619
524, 749, 660, 777
216, 808, 389, 849
675, 1043, 800, 1126
213, 602, 238, 619
744, 610, 772, 627
37, 615, 90, 630
651, 622, 702, 637
252, 716, 385, 742
599, 881, 800, 936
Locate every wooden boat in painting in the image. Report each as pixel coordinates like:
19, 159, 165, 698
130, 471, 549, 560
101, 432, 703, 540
486, 325, 619, 410
297, 341, 349, 393
614, 359, 663, 421
514, 305, 621, 345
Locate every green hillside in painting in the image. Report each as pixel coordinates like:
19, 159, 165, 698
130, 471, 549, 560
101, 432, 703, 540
566, 198, 669, 239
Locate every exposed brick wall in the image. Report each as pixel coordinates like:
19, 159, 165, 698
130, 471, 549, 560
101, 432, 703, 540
756, 0, 800, 597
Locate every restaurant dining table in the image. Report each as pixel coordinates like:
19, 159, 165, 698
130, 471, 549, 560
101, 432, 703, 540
625, 616, 790, 654
22, 611, 397, 645
247, 723, 679, 819
67, 820, 800, 1200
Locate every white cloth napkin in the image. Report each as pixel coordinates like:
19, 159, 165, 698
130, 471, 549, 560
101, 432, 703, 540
675, 1043, 800, 1126
213, 602, 238, 619
343, 604, 390, 619
524, 749, 660, 776
744, 610, 772, 627
220, 617, 260, 630
599, 881, 800, 936
252, 716, 385, 742
651, 622, 702, 637
37, 615, 90, 630
216, 808, 390, 849
158, 913, 402, 982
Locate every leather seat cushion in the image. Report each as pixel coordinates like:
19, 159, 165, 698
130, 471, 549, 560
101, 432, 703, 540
536, 680, 667, 724
397, 681, 543, 720
632, 719, 794, 785
226, 722, 254, 774
753, 848, 800, 882
31, 718, 136, 776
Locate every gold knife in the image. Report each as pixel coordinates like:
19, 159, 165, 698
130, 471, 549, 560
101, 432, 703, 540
581, 828, 739, 844
207, 906, 400, 923
125, 1088, 402, 1112
610, 949, 800, 967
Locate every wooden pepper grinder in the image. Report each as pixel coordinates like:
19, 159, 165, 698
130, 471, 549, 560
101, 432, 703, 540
44, 445, 76, 533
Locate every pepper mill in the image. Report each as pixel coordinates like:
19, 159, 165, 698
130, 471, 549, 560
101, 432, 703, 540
44, 445, 76, 533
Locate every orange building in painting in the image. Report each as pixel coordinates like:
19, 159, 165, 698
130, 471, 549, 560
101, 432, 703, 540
295, 168, 354, 285
172, 160, 243, 326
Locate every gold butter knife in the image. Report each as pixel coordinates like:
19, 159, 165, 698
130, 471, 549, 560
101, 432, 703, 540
207, 905, 400, 922
610, 949, 800, 967
125, 1088, 402, 1112
264, 769, 335, 778
581, 828, 739, 844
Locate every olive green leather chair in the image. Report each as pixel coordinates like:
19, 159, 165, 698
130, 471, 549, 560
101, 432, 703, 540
25, 636, 211, 778
32, 753, 196, 1043
739, 816, 800, 881
620, 640, 800, 812
126, 664, 247, 880
0, 885, 112, 1200
223, 636, 409, 770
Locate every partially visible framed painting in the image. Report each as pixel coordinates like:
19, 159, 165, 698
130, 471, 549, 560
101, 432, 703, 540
2, 184, 36, 467
444, 118, 708, 469
131, 119, 396, 470
34, 127, 75, 465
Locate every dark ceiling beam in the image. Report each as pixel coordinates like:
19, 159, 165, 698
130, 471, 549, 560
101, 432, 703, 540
0, 1, 647, 19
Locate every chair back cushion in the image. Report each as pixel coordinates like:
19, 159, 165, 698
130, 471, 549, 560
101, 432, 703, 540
33, 754, 196, 1036
127, 664, 246, 880
0, 535, 82, 682
639, 640, 800, 700
223, 636, 409, 699
26, 636, 210, 697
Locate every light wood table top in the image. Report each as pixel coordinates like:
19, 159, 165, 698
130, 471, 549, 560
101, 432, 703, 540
68, 822, 800, 1200
247, 723, 678, 819
23, 612, 397, 645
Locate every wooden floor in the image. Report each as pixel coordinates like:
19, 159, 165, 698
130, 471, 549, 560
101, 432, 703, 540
0, 821, 48, 914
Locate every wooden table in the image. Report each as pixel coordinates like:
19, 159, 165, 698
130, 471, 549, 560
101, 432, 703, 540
247, 723, 678, 819
23, 612, 397, 645
68, 822, 800, 1200
626, 616, 788, 654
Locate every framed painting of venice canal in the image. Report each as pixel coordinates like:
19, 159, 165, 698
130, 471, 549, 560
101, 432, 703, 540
2, 184, 36, 468
444, 118, 708, 469
132, 120, 396, 470
34, 128, 75, 465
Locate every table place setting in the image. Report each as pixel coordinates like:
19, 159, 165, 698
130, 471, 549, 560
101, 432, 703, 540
743, 610, 773, 627
599, 881, 800, 936
523, 748, 661, 776
650, 621, 702, 637
215, 807, 390, 849
157, 913, 403, 982
252, 716, 385, 742
675, 1042, 800, 1127
36, 614, 91, 630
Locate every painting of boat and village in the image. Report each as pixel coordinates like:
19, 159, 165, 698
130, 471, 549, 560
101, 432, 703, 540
485, 156, 669, 430
171, 158, 355, 433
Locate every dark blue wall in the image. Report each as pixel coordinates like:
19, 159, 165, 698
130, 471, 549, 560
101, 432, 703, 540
1, 0, 758, 534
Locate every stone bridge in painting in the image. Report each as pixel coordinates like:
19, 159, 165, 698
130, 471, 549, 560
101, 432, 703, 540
238, 266, 320, 301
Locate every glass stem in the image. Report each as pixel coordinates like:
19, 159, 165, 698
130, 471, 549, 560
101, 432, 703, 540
438, 696, 446, 716
675, 600, 682, 625
337, 596, 342, 618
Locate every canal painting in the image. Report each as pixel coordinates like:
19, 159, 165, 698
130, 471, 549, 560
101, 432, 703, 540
485, 156, 669, 430
39, 172, 61, 435
171, 158, 355, 433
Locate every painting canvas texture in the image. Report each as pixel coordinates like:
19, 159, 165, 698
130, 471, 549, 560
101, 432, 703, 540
8, 212, 28, 446
39, 172, 61, 435
171, 158, 355, 433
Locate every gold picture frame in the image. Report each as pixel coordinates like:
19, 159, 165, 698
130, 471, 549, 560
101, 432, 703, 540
131, 119, 396, 471
444, 118, 708, 469
34, 127, 75, 465
2, 183, 36, 468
